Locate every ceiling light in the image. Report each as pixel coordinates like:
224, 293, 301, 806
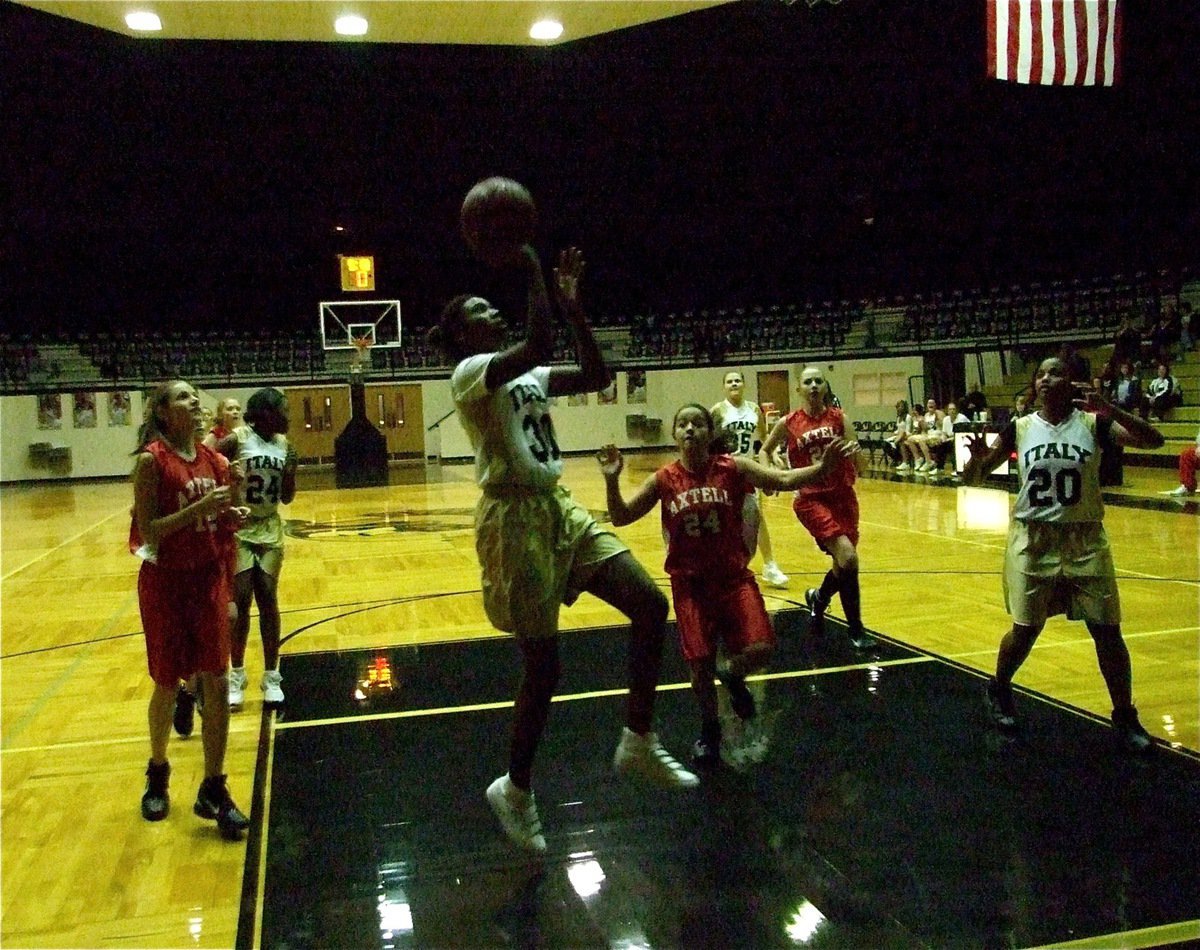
529, 19, 563, 41
334, 15, 368, 36
125, 11, 162, 32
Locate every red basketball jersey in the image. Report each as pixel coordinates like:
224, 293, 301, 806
784, 406, 855, 496
655, 454, 757, 580
129, 440, 232, 571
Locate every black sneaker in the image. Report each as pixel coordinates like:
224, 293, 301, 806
1112, 706, 1154, 755
172, 685, 195, 738
141, 760, 170, 821
984, 678, 1018, 732
717, 670, 756, 721
847, 627, 878, 652
194, 775, 251, 839
692, 737, 721, 768
804, 588, 826, 634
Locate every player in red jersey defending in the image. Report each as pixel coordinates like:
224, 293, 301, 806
760, 366, 875, 652
599, 403, 849, 766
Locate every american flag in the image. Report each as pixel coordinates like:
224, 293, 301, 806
987, 1, 1122, 86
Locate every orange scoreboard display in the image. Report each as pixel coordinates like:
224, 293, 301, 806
339, 255, 375, 292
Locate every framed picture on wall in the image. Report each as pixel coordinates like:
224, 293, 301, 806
73, 392, 98, 428
107, 392, 131, 426
37, 393, 63, 430
626, 370, 647, 404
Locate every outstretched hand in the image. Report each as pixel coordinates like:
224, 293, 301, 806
1072, 380, 1109, 415
596, 443, 623, 477
964, 430, 991, 461
554, 247, 585, 308
818, 438, 856, 474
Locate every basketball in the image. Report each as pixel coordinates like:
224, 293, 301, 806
460, 177, 537, 267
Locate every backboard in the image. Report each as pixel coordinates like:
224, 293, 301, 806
319, 300, 402, 350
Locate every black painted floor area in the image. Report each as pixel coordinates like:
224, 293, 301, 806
252, 611, 1200, 950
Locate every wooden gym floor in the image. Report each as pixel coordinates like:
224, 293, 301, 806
2, 454, 1197, 949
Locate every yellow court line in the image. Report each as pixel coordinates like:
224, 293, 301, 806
0, 720, 262, 755
274, 656, 935, 732
0, 507, 127, 581
1025, 918, 1200, 949
947, 624, 1200, 661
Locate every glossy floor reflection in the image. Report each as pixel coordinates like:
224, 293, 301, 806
250, 610, 1200, 949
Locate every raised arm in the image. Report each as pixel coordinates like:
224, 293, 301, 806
961, 425, 1015, 486
596, 444, 659, 527
734, 439, 854, 491
1076, 383, 1164, 450
546, 247, 611, 397
484, 245, 555, 391
758, 416, 789, 467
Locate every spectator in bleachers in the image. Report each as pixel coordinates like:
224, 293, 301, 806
1178, 301, 1194, 353
1143, 305, 1181, 366
1110, 314, 1142, 371
1140, 363, 1182, 421
1160, 426, 1200, 497
1111, 362, 1141, 414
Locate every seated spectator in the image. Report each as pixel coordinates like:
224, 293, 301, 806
881, 399, 911, 467
931, 401, 970, 473
1111, 361, 1141, 413
893, 403, 925, 473
1141, 362, 1182, 421
907, 398, 946, 473
1160, 426, 1200, 497
960, 381, 988, 421
1179, 301, 1194, 353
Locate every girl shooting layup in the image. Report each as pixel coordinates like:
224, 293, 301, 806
429, 245, 696, 855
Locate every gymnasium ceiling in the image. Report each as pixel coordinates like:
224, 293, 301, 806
10, 1, 733, 45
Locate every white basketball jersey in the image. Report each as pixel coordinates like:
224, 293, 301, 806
1012, 410, 1105, 523
451, 353, 562, 490
716, 400, 760, 457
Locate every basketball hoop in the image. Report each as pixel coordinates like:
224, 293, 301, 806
351, 334, 374, 372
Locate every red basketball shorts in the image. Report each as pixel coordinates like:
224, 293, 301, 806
670, 572, 775, 664
793, 489, 860, 552
139, 560, 231, 687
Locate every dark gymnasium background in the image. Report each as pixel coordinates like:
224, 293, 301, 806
1, 0, 1197, 337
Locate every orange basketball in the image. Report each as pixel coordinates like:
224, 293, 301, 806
460, 177, 537, 267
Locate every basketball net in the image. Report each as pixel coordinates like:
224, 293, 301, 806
351, 335, 374, 372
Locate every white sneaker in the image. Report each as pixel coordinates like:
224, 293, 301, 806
1161, 485, 1194, 496
895, 462, 912, 473
262, 669, 284, 705
914, 459, 928, 472
228, 667, 247, 708
761, 563, 789, 588
486, 775, 546, 852
613, 728, 699, 789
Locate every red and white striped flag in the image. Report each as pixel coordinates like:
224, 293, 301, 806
987, 1, 1122, 86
